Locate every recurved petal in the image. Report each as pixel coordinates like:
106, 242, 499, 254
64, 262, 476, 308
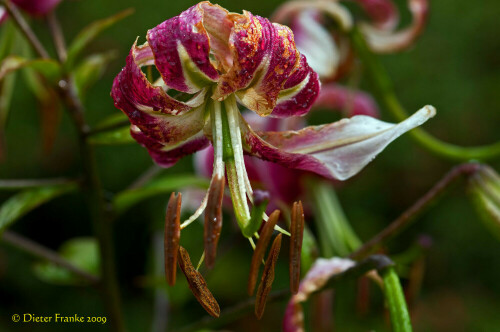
283, 257, 355, 332
131, 126, 209, 168
111, 42, 210, 148
147, 2, 231, 93
354, 0, 399, 31
216, 13, 307, 116
361, 0, 428, 53
243, 106, 436, 180
270, 55, 320, 118
290, 10, 338, 79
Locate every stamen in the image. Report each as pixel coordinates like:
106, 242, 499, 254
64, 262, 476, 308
289, 201, 305, 294
255, 234, 283, 320
178, 246, 220, 318
204, 175, 225, 269
248, 237, 257, 250
248, 210, 281, 296
196, 251, 205, 271
180, 192, 208, 230
164, 192, 181, 286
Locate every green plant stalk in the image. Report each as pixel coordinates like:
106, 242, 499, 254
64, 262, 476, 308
67, 79, 125, 332
350, 28, 500, 161
309, 180, 361, 257
47, 13, 126, 332
382, 267, 413, 332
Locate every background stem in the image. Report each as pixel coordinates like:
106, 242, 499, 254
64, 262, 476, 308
350, 28, 500, 161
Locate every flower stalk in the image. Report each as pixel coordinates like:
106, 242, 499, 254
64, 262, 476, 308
349, 27, 500, 161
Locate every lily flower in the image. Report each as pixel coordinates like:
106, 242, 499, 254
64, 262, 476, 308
273, 0, 428, 80
11, 0, 62, 16
112, 1, 434, 270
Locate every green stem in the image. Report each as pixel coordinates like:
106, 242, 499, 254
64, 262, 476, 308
350, 28, 500, 161
7, 7, 126, 331
309, 180, 361, 257
350, 162, 481, 259
382, 267, 413, 332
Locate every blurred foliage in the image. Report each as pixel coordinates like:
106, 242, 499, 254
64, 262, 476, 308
0, 0, 499, 331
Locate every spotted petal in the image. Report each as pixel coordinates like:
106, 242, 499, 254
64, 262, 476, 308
146, 2, 232, 93
243, 106, 436, 180
270, 55, 321, 118
361, 0, 428, 53
131, 125, 209, 168
215, 13, 318, 117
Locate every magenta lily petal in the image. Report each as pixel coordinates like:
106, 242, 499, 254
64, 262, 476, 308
361, 0, 429, 53
353, 0, 399, 30
214, 12, 318, 117
146, 2, 229, 93
111, 41, 209, 142
313, 84, 380, 118
283, 257, 355, 332
243, 106, 435, 180
12, 0, 62, 16
270, 55, 321, 118
132, 125, 209, 168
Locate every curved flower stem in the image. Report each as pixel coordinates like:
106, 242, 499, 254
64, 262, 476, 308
2, 230, 100, 285
350, 163, 481, 260
29, 11, 125, 332
350, 28, 500, 161
0, 0, 50, 59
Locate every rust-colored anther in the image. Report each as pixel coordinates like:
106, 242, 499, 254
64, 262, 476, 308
178, 246, 221, 318
164, 192, 181, 286
247, 210, 281, 296
289, 200, 304, 294
255, 233, 282, 320
204, 175, 225, 269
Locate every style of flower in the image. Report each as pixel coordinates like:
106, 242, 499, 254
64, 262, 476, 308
111, 1, 434, 316
273, 0, 428, 80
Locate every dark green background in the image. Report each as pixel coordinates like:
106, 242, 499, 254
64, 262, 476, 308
1, 0, 499, 331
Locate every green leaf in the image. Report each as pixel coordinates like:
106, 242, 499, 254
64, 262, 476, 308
0, 56, 62, 83
66, 8, 134, 69
88, 110, 131, 145
88, 125, 134, 145
74, 51, 117, 99
114, 175, 209, 215
0, 183, 77, 233
34, 237, 100, 286
0, 21, 16, 61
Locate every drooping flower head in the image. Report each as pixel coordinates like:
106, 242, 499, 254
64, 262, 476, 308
273, 0, 428, 80
112, 1, 434, 317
